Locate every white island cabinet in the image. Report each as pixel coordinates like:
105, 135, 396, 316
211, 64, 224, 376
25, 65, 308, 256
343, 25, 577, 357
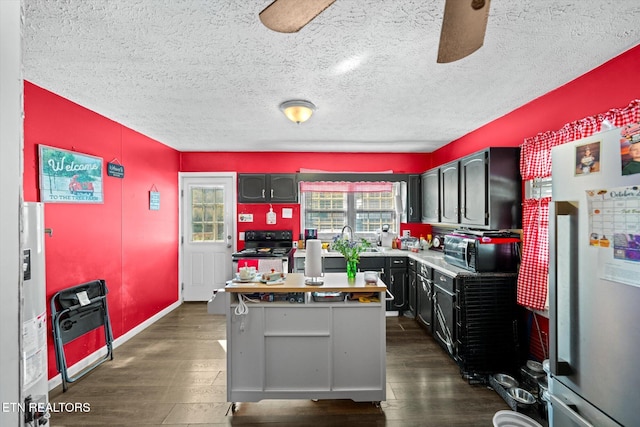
225, 273, 387, 407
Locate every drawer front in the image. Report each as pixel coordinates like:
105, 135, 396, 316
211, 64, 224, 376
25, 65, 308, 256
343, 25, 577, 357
323, 257, 347, 271
265, 307, 330, 334
433, 270, 455, 294
388, 257, 406, 268
359, 257, 386, 272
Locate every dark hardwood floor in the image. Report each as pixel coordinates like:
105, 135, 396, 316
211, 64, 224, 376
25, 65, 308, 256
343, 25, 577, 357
49, 302, 514, 426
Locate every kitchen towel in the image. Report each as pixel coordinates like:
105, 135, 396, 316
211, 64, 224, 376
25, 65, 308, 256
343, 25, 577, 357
258, 258, 283, 273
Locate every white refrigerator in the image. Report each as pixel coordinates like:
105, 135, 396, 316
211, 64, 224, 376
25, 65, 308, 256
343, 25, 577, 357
22, 202, 49, 424
549, 126, 640, 426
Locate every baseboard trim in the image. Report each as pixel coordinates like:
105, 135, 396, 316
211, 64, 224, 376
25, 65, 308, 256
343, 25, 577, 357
47, 300, 182, 391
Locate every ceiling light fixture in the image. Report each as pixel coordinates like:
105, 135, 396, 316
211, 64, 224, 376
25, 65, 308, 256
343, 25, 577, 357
280, 100, 316, 124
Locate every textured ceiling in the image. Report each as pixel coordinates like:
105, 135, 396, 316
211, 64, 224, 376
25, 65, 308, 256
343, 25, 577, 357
23, 1, 640, 153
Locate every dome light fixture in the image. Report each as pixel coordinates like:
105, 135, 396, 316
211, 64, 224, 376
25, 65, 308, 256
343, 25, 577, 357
280, 100, 316, 124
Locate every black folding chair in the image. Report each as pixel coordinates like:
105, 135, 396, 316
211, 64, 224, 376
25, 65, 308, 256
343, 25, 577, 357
50, 279, 114, 391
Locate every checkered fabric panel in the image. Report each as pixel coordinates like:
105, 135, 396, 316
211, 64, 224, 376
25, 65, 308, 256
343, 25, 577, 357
517, 198, 550, 310
517, 99, 640, 310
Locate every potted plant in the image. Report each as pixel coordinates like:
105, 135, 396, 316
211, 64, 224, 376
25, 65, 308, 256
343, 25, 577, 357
331, 235, 371, 279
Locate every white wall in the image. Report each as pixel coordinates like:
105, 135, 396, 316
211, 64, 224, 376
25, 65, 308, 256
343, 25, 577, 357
0, 1, 23, 426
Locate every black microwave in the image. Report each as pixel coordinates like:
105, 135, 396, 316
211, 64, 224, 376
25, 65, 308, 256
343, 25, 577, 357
443, 232, 520, 273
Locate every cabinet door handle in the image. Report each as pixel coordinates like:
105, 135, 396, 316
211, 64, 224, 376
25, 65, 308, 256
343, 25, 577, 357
271, 189, 274, 198
409, 207, 413, 215
262, 189, 265, 198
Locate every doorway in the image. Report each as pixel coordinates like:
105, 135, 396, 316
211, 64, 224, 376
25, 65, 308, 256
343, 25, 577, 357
180, 173, 236, 301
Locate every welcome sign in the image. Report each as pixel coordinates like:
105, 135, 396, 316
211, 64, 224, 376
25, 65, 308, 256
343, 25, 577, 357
38, 145, 104, 204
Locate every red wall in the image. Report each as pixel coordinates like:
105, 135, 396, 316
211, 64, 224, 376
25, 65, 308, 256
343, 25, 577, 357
23, 82, 180, 379
181, 152, 432, 244
432, 44, 640, 167
180, 152, 430, 174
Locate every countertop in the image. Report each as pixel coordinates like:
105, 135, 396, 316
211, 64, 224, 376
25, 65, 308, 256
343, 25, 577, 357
225, 272, 387, 293
294, 248, 517, 278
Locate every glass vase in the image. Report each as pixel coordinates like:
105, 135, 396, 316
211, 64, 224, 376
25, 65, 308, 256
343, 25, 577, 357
346, 260, 358, 279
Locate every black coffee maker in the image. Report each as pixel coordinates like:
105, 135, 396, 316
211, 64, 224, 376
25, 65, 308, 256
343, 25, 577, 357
304, 228, 318, 244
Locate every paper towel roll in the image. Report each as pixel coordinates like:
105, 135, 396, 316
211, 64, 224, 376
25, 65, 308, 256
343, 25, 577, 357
305, 239, 323, 278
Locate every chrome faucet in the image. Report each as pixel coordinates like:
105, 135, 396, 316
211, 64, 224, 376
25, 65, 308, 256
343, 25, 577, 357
341, 225, 354, 241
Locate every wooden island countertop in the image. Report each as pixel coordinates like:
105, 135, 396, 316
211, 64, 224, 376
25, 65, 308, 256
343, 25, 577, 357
225, 272, 386, 293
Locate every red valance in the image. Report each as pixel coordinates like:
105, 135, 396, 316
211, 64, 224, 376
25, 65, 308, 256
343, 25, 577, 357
299, 181, 393, 193
520, 99, 640, 180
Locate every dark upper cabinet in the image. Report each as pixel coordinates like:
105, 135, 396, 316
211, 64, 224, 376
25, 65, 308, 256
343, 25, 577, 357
407, 174, 422, 223
422, 147, 521, 230
439, 161, 460, 224
238, 174, 267, 202
463, 147, 521, 229
238, 174, 298, 203
269, 174, 298, 202
421, 169, 440, 223
459, 151, 488, 226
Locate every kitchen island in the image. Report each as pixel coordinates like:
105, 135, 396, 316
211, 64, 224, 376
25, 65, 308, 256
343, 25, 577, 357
224, 273, 387, 409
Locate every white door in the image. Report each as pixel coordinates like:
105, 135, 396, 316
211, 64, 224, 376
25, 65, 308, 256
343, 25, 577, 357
181, 173, 236, 301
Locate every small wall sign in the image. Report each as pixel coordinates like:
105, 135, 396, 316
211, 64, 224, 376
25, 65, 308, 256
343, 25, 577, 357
107, 162, 125, 178
149, 191, 160, 211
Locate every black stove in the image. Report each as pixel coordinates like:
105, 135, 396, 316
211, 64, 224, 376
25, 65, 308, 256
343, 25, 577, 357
232, 230, 295, 272
234, 247, 292, 257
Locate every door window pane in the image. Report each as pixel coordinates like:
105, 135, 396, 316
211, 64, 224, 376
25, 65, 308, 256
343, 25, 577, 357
191, 186, 225, 242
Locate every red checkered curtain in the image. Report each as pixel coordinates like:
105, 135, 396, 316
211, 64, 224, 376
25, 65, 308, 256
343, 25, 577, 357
518, 99, 640, 310
517, 198, 550, 309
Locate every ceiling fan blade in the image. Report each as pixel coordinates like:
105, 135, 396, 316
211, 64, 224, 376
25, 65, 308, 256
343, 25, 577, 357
259, 0, 336, 33
437, 0, 491, 63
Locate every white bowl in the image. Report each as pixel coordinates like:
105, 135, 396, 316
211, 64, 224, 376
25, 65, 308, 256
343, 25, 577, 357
363, 271, 379, 284
492, 410, 542, 427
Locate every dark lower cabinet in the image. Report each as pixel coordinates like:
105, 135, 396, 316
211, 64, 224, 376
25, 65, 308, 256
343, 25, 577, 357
407, 258, 417, 319
386, 257, 407, 312
432, 270, 456, 358
416, 261, 433, 333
